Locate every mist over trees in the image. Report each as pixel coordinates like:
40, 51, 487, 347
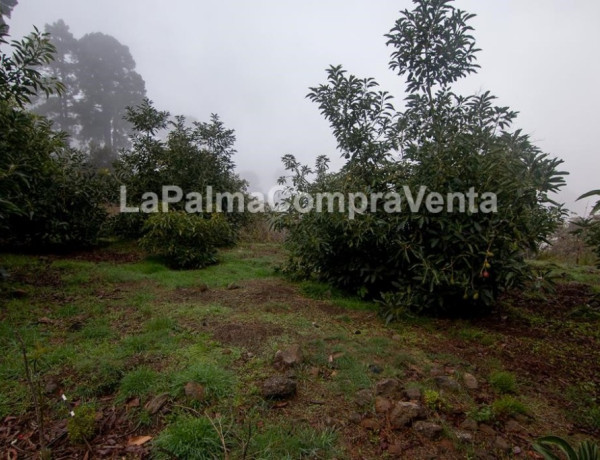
0, 0, 17, 28
33, 19, 146, 167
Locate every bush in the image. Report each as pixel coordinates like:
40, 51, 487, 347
1, 25, 109, 250
274, 0, 566, 317
139, 212, 232, 269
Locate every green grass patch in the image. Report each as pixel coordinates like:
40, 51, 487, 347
492, 395, 528, 417
489, 371, 517, 394
244, 423, 338, 459
117, 367, 162, 402
152, 414, 224, 460
169, 362, 235, 401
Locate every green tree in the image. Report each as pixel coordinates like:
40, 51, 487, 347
274, 0, 567, 316
113, 99, 248, 238
0, 23, 108, 248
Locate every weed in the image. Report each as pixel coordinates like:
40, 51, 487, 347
67, 404, 96, 444
467, 405, 493, 423
492, 395, 528, 417
423, 389, 447, 412
489, 371, 517, 394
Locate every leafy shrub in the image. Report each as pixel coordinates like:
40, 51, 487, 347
105, 212, 148, 239
0, 26, 110, 250
489, 371, 517, 394
152, 415, 223, 460
114, 99, 249, 236
273, 0, 566, 317
67, 404, 96, 444
139, 212, 232, 269
533, 436, 599, 460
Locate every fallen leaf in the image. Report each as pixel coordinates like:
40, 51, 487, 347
128, 435, 152, 446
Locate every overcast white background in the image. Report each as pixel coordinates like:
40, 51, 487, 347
8, 1, 600, 216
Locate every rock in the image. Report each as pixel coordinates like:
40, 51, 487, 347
429, 365, 444, 376
404, 386, 422, 401
514, 414, 529, 424
375, 378, 401, 397
144, 393, 170, 414
455, 430, 473, 442
360, 418, 380, 431
11, 289, 27, 299
308, 367, 320, 377
184, 382, 205, 401
262, 376, 297, 399
494, 436, 511, 452
413, 421, 443, 440
505, 419, 523, 433
435, 376, 460, 391
226, 282, 241, 290
388, 442, 404, 455
44, 380, 58, 395
368, 364, 383, 374
460, 418, 479, 431
273, 344, 303, 370
324, 416, 339, 427
479, 424, 496, 436
463, 373, 479, 390
375, 396, 392, 414
513, 446, 522, 455
354, 388, 373, 408
389, 401, 426, 429
349, 412, 363, 425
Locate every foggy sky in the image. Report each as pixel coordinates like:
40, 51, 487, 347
8, 0, 600, 216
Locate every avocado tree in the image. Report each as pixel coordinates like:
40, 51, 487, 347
274, 0, 567, 317
0, 24, 109, 248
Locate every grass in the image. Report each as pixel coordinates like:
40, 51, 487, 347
244, 423, 338, 459
1, 242, 599, 457
489, 371, 517, 394
117, 367, 162, 402
152, 414, 224, 460
492, 395, 528, 418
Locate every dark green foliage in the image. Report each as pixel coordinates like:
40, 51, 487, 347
139, 212, 232, 269
113, 99, 248, 238
2, 147, 109, 248
533, 436, 599, 460
0, 25, 109, 249
576, 190, 600, 267
0, 24, 63, 108
274, 0, 567, 317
